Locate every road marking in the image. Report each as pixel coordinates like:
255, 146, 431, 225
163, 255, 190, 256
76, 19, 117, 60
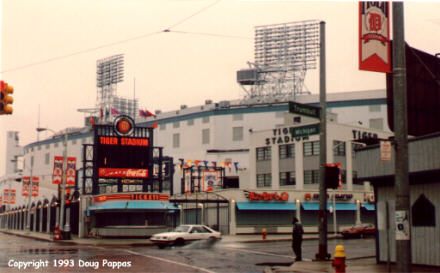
122, 249, 216, 273
223, 247, 294, 259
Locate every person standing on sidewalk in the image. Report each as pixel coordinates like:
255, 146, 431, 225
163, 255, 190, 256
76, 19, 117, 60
292, 217, 304, 261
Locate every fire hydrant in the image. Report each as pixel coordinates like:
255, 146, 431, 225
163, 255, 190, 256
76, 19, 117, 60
262, 228, 267, 240
332, 245, 346, 273
53, 225, 62, 241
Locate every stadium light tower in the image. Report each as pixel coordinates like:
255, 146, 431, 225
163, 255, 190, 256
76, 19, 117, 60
237, 20, 320, 103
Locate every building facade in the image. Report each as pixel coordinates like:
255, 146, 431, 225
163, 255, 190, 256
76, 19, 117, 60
356, 132, 440, 266
1, 89, 391, 236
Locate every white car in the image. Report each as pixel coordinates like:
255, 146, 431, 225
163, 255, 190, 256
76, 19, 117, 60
150, 225, 221, 248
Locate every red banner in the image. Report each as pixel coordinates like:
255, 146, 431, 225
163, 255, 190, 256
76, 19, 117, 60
31, 177, 39, 197
3, 189, 9, 204
3, 189, 16, 204
52, 156, 63, 184
98, 168, 148, 178
359, 2, 391, 73
22, 176, 30, 196
66, 157, 76, 185
11, 190, 16, 204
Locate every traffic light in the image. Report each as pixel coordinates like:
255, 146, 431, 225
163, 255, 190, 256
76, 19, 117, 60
325, 165, 340, 189
0, 81, 14, 115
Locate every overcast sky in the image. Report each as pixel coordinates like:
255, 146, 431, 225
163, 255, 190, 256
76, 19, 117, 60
1, 0, 439, 175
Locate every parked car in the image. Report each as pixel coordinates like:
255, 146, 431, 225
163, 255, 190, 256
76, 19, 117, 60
150, 225, 221, 248
341, 223, 376, 239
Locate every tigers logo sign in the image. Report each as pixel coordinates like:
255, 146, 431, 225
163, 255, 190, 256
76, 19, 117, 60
359, 2, 391, 73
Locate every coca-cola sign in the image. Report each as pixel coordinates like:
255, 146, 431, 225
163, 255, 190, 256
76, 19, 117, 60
99, 168, 148, 178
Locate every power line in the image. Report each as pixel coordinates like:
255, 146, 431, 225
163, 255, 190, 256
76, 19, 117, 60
1, 0, 227, 74
164, 0, 222, 31
1, 31, 161, 74
166, 30, 250, 40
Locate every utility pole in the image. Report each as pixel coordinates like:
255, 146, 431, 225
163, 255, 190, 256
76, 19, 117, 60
316, 20, 329, 261
392, 3, 411, 272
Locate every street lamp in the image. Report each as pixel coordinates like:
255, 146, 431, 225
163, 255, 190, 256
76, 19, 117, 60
37, 127, 69, 239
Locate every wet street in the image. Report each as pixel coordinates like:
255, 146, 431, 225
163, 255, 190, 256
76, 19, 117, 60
0, 233, 375, 273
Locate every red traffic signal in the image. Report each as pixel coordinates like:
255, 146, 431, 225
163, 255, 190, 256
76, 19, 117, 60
0, 81, 14, 115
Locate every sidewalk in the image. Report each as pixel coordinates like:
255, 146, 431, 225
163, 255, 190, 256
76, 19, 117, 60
266, 257, 440, 273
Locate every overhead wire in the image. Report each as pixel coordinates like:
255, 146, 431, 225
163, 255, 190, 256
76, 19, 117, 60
1, 0, 249, 74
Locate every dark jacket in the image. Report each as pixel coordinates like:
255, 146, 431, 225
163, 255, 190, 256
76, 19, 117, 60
292, 222, 304, 240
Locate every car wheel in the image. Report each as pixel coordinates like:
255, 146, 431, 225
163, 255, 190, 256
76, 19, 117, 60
158, 244, 166, 249
175, 238, 185, 246
359, 233, 364, 239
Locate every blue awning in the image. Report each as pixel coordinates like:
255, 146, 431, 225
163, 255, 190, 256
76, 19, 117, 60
126, 201, 179, 210
361, 203, 375, 211
301, 202, 358, 211
88, 201, 128, 211
87, 201, 178, 213
236, 202, 297, 210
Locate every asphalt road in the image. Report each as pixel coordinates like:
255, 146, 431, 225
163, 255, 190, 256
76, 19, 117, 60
0, 233, 375, 273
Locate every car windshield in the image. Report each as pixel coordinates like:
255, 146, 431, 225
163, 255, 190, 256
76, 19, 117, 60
174, 226, 190, 233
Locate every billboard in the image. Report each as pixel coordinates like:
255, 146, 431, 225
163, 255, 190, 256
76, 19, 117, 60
359, 2, 391, 73
92, 115, 153, 194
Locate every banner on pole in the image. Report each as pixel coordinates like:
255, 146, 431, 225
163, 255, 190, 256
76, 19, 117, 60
22, 176, 30, 196
66, 157, 77, 185
359, 2, 391, 73
52, 156, 63, 184
31, 177, 39, 197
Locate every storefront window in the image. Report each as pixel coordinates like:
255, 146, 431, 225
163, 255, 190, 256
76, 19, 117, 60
256, 147, 271, 161
257, 173, 271, 187
280, 171, 296, 186
279, 144, 295, 159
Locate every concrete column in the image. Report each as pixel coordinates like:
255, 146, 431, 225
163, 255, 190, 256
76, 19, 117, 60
295, 141, 304, 190
39, 206, 44, 232
346, 141, 353, 191
199, 204, 204, 225
78, 198, 85, 238
229, 199, 236, 235
356, 200, 361, 225
271, 145, 280, 189
55, 207, 60, 228
179, 205, 184, 225
47, 205, 51, 234
33, 209, 37, 231
296, 199, 301, 222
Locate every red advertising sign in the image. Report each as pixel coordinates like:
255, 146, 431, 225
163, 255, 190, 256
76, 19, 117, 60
98, 168, 148, 178
52, 156, 63, 184
31, 177, 39, 197
66, 157, 76, 185
245, 191, 289, 201
359, 2, 391, 73
22, 176, 30, 196
94, 193, 169, 202
202, 170, 220, 192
